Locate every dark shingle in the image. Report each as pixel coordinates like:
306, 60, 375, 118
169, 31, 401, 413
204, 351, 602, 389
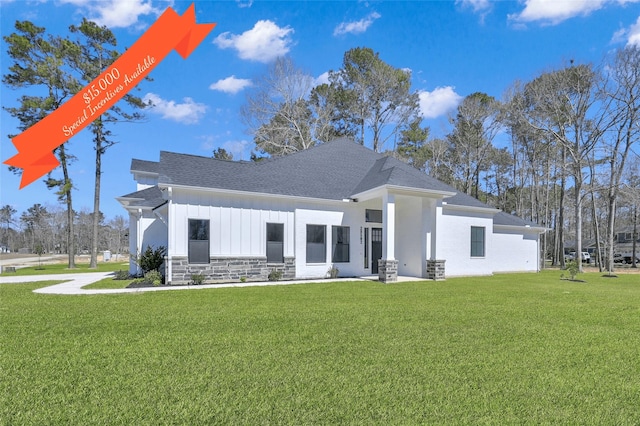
118, 186, 166, 209
131, 159, 159, 174
493, 211, 544, 228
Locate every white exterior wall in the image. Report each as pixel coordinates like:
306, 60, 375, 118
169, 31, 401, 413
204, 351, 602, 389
491, 227, 540, 273
437, 207, 495, 277
395, 196, 426, 277
170, 189, 295, 259
129, 210, 168, 275
294, 205, 365, 279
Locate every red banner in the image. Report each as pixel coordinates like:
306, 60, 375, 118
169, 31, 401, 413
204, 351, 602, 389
4, 3, 216, 188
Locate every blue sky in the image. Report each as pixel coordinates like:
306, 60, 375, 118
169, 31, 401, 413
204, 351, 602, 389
2, 0, 640, 220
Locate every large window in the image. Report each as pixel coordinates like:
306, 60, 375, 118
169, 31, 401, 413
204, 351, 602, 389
365, 209, 383, 223
188, 219, 210, 264
266, 223, 284, 263
470, 226, 485, 258
306, 224, 326, 263
332, 226, 350, 263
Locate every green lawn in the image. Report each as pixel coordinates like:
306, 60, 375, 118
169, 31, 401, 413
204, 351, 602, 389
0, 262, 129, 276
2, 271, 639, 424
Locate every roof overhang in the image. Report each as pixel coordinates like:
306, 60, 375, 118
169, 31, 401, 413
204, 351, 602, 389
442, 201, 500, 215
350, 184, 456, 202
494, 224, 549, 234
158, 183, 353, 205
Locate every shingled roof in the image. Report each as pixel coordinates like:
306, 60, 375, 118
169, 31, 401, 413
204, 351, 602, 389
125, 138, 500, 211
117, 186, 166, 210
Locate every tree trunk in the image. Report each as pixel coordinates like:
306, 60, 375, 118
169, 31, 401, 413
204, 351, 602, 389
90, 117, 103, 269
58, 145, 76, 269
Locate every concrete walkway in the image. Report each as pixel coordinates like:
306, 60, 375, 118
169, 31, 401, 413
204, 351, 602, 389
0, 272, 423, 295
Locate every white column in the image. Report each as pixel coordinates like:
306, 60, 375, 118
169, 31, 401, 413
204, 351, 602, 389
382, 192, 395, 260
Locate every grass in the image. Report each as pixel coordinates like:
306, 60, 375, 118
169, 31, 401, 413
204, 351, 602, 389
82, 276, 133, 289
2, 271, 640, 424
0, 262, 129, 276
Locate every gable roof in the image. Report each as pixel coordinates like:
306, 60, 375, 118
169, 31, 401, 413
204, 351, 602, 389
131, 159, 159, 175
117, 185, 166, 210
493, 211, 546, 230
124, 138, 503, 212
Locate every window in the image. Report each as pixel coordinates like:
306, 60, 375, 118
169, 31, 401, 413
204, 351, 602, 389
364, 228, 369, 268
332, 226, 350, 263
306, 225, 326, 263
470, 226, 485, 257
266, 223, 284, 263
365, 209, 383, 223
188, 219, 210, 263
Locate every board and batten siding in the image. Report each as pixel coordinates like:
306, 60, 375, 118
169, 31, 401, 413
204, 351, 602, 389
169, 189, 295, 258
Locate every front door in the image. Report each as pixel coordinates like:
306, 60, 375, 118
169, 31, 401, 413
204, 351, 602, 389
371, 227, 382, 274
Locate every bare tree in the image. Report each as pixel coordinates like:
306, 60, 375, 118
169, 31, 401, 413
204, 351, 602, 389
519, 64, 604, 272
242, 57, 318, 156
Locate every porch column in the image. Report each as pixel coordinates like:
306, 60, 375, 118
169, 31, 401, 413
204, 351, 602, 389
379, 192, 398, 282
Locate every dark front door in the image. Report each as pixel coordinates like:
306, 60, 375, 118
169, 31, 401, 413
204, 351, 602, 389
371, 227, 382, 274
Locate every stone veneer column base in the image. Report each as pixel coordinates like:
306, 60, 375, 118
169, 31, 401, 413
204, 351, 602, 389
426, 259, 446, 280
378, 259, 399, 283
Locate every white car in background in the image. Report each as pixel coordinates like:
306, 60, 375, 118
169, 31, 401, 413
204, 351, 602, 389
565, 251, 590, 263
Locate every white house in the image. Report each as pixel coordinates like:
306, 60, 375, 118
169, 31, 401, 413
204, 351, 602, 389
117, 138, 546, 284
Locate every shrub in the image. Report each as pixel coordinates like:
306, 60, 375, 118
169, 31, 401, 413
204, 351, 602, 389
268, 269, 282, 281
565, 260, 580, 281
240, 276, 247, 283
190, 273, 205, 285
114, 270, 130, 280
328, 266, 339, 279
144, 270, 163, 286
136, 245, 166, 274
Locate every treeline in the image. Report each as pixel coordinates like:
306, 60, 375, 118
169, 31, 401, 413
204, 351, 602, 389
0, 204, 128, 258
244, 47, 640, 273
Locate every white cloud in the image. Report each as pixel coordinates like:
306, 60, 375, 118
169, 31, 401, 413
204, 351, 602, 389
314, 71, 330, 86
223, 140, 250, 160
456, 0, 492, 14
213, 20, 294, 63
418, 87, 463, 119
143, 93, 207, 124
60, 0, 160, 28
620, 16, 640, 46
209, 76, 253, 94
508, 0, 640, 25
334, 12, 381, 36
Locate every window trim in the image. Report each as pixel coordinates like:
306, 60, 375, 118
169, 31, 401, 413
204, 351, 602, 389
266, 222, 284, 264
188, 219, 210, 264
332, 225, 350, 263
470, 226, 485, 258
306, 224, 326, 264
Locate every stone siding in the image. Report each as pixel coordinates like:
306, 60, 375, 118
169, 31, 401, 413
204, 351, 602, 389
167, 256, 295, 284
426, 259, 446, 280
378, 259, 399, 283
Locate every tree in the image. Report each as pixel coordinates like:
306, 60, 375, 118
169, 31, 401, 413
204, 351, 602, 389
3, 21, 80, 268
0, 205, 17, 250
598, 46, 640, 273
241, 57, 319, 156
68, 19, 146, 268
519, 64, 604, 272
213, 148, 233, 160
20, 204, 50, 251
396, 117, 430, 171
447, 92, 501, 198
326, 47, 419, 152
